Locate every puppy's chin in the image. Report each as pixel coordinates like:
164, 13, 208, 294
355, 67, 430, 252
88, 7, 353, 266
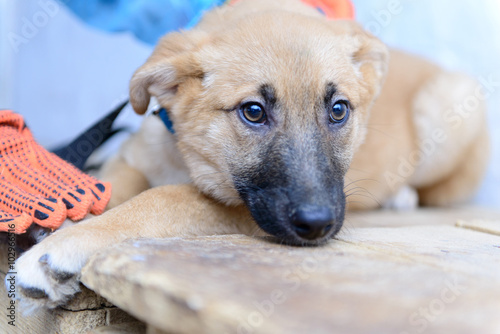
255, 215, 344, 247
264, 224, 343, 247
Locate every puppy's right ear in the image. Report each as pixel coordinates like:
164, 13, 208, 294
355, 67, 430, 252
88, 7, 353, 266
129, 32, 206, 114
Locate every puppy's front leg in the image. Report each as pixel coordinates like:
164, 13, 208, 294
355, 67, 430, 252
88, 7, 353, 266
13, 185, 255, 310
99, 155, 151, 209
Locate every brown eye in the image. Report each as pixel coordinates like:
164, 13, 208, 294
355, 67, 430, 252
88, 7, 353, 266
240, 102, 267, 124
330, 101, 350, 123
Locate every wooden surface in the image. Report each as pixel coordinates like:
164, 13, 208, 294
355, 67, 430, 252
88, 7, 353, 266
81, 208, 500, 334
456, 219, 500, 236
2, 207, 500, 333
346, 206, 500, 228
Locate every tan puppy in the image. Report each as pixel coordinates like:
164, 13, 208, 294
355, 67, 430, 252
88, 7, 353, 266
13, 0, 488, 310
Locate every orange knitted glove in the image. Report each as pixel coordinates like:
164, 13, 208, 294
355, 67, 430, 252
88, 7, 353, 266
0, 110, 111, 234
0, 208, 32, 235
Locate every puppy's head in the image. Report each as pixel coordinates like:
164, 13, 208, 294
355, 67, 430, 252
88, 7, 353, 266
130, 11, 389, 245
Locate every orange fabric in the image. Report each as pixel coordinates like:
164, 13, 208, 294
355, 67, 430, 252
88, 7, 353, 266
0, 210, 32, 235
0, 110, 111, 234
228, 0, 355, 20
301, 0, 355, 20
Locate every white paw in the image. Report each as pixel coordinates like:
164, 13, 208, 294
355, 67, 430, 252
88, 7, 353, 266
7, 231, 88, 312
383, 185, 419, 211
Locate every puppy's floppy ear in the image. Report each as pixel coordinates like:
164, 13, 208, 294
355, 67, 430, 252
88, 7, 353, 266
334, 21, 389, 98
129, 31, 206, 114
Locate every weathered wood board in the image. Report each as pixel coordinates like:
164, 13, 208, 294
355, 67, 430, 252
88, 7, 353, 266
81, 224, 500, 334
346, 206, 500, 228
456, 219, 500, 236
2, 207, 499, 333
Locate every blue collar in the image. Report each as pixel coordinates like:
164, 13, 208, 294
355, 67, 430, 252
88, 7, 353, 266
155, 108, 175, 134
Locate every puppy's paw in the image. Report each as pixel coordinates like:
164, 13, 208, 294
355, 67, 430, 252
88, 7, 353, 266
383, 185, 419, 211
9, 235, 87, 312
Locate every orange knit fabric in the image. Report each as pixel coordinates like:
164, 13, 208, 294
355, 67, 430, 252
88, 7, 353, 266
0, 208, 32, 235
302, 0, 355, 20
0, 110, 111, 234
228, 0, 355, 20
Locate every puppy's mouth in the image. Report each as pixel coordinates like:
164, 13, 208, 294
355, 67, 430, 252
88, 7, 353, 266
235, 182, 346, 246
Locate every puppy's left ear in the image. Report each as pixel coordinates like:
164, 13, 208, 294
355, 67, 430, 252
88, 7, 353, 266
334, 21, 390, 99
129, 31, 206, 114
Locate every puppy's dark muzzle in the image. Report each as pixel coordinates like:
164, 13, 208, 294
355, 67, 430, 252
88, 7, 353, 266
291, 206, 334, 240
235, 183, 345, 245
232, 135, 346, 246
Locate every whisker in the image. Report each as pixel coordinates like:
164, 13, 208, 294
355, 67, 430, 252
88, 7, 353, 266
350, 192, 382, 207
343, 178, 380, 189
345, 191, 374, 199
344, 186, 373, 195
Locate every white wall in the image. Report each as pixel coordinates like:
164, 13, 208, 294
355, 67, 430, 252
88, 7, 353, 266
352, 0, 500, 207
0, 0, 15, 108
0, 0, 151, 147
1, 0, 499, 207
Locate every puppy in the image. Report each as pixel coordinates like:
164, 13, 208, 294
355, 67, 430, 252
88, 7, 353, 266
13, 0, 488, 310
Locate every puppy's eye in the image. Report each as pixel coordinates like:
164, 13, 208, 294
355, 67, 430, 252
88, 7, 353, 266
330, 101, 350, 123
240, 102, 267, 124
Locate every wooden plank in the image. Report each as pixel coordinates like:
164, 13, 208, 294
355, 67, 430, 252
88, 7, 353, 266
91, 322, 146, 334
456, 219, 500, 236
81, 226, 500, 334
346, 206, 500, 228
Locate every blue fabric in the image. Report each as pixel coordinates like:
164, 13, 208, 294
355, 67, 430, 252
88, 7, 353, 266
157, 108, 175, 134
60, 0, 227, 45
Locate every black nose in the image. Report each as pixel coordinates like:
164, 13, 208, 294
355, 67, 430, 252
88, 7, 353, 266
291, 206, 334, 240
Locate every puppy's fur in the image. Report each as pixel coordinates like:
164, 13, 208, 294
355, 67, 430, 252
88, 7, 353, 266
13, 0, 488, 310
